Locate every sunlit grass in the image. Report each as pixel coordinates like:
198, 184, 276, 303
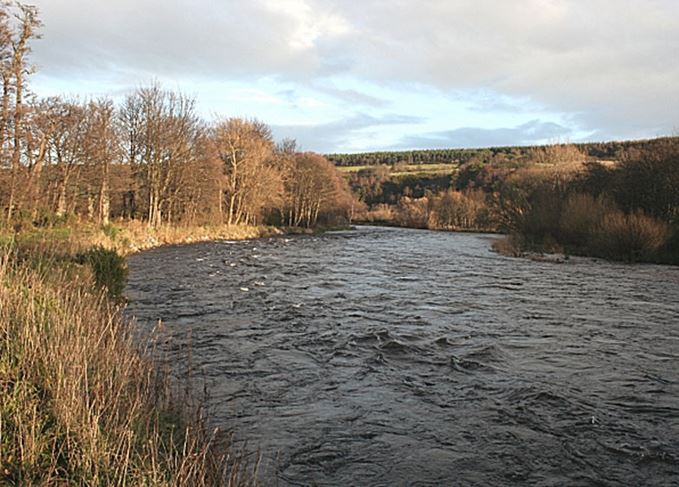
338, 163, 458, 175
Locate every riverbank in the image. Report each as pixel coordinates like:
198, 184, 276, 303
3, 220, 284, 255
0, 221, 272, 485
491, 224, 679, 266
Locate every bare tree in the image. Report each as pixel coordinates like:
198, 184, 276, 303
42, 98, 87, 216
0, 3, 12, 161
284, 152, 353, 228
212, 118, 281, 225
83, 98, 119, 223
5, 2, 40, 221
120, 85, 200, 226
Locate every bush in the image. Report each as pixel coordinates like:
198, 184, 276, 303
395, 196, 430, 228
660, 225, 679, 264
428, 190, 487, 230
76, 247, 128, 300
559, 193, 612, 248
32, 211, 73, 228
101, 223, 121, 240
592, 210, 670, 262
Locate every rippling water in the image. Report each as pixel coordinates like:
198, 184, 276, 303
126, 226, 679, 486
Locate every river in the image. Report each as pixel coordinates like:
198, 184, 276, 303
126, 226, 679, 486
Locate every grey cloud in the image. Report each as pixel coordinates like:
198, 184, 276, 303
391, 120, 572, 150
320, 1, 679, 138
311, 85, 389, 108
28, 0, 679, 142
31, 0, 323, 81
271, 113, 424, 152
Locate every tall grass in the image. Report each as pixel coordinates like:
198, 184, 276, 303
0, 227, 262, 485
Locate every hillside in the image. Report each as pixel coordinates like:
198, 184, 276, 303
326, 136, 679, 167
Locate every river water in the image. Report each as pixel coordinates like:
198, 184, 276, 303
126, 226, 679, 486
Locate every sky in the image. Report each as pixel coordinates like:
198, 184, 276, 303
28, 0, 679, 153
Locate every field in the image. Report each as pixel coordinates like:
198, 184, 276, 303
337, 162, 459, 177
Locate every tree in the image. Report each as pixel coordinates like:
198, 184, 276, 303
212, 118, 282, 225
83, 99, 119, 223
5, 2, 40, 221
284, 152, 354, 228
120, 86, 200, 226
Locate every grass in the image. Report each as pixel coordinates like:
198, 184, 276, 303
337, 163, 458, 176
2, 220, 283, 257
0, 221, 269, 486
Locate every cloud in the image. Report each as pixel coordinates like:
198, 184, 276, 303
27, 0, 679, 144
271, 113, 424, 152
30, 0, 338, 80
392, 120, 573, 150
321, 0, 679, 138
310, 84, 389, 108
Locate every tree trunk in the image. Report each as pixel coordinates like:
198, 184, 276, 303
99, 161, 110, 224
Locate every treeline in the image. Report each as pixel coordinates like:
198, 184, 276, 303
327, 136, 679, 167
355, 139, 679, 264
0, 4, 355, 230
495, 139, 679, 263
349, 165, 454, 207
349, 144, 588, 212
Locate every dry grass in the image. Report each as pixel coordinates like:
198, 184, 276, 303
0, 222, 268, 485
0, 254, 259, 485
81, 221, 283, 255
337, 163, 457, 176
1, 220, 283, 257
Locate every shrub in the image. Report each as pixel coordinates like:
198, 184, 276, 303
76, 247, 128, 300
559, 193, 612, 248
491, 235, 525, 257
101, 223, 121, 240
593, 210, 670, 261
32, 211, 73, 228
395, 196, 430, 228
660, 225, 679, 264
428, 190, 487, 230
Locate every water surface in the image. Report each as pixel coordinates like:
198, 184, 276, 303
126, 226, 679, 486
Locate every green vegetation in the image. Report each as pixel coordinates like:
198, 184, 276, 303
75, 247, 128, 300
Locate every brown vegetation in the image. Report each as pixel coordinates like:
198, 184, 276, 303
492, 140, 679, 263
0, 4, 356, 231
0, 246, 259, 485
0, 3, 354, 483
349, 138, 678, 265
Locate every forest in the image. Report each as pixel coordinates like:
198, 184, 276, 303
348, 139, 679, 264
327, 136, 678, 167
0, 7, 355, 232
